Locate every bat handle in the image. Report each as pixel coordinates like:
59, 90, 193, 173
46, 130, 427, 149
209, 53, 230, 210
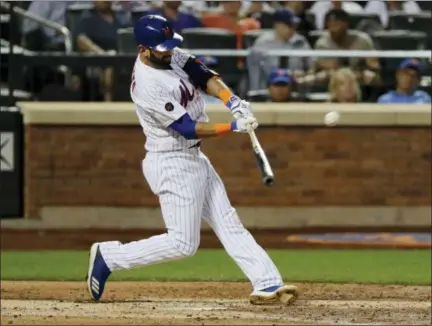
248, 129, 259, 147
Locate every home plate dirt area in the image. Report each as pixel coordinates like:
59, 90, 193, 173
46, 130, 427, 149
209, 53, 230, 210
1, 282, 431, 325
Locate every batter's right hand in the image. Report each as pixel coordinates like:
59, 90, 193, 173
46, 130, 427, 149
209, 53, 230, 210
232, 116, 259, 133
227, 96, 253, 119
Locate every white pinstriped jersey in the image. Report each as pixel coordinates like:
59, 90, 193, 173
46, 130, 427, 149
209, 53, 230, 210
130, 51, 208, 152
100, 51, 285, 292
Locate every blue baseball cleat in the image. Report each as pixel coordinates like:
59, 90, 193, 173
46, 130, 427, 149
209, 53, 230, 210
249, 284, 299, 305
86, 243, 111, 301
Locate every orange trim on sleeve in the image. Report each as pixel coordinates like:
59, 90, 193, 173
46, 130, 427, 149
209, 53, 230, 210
214, 123, 232, 135
218, 89, 233, 105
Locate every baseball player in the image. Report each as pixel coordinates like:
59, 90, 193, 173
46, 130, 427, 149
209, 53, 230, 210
87, 15, 298, 305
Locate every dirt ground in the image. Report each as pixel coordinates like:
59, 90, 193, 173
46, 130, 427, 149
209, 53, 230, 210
1, 228, 431, 325
1, 281, 431, 325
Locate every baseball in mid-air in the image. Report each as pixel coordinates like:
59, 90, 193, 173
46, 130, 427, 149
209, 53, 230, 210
324, 111, 340, 126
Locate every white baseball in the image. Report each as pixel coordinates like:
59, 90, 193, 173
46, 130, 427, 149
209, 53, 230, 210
324, 111, 340, 126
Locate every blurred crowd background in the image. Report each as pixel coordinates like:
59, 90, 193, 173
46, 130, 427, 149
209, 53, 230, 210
0, 0, 431, 105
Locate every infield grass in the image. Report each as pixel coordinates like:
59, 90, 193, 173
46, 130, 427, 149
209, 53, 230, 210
1, 249, 430, 285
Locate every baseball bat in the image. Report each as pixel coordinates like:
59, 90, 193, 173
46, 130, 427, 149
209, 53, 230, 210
248, 130, 275, 186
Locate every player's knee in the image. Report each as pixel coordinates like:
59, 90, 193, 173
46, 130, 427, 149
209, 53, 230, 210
178, 243, 199, 257
171, 237, 199, 257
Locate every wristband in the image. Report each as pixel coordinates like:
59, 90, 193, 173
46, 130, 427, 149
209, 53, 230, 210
215, 123, 234, 135
218, 89, 233, 104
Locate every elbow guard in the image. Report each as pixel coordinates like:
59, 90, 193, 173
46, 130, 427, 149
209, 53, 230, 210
183, 57, 220, 91
169, 113, 198, 140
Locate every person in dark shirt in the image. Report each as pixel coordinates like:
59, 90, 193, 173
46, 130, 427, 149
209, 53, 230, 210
268, 69, 294, 102
144, 1, 202, 33
74, 1, 129, 101
75, 1, 127, 53
283, 1, 316, 37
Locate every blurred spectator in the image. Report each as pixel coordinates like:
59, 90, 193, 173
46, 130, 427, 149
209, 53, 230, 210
242, 0, 276, 28
22, 0, 71, 51
283, 1, 316, 36
115, 1, 153, 10
112, 1, 153, 25
314, 9, 381, 85
181, 1, 213, 13
267, 69, 294, 102
75, 1, 130, 101
309, 0, 364, 30
201, 1, 260, 49
151, 1, 210, 14
75, 1, 129, 53
329, 68, 362, 102
377, 59, 431, 104
241, 0, 274, 16
196, 56, 224, 104
37, 75, 83, 101
364, 0, 422, 28
247, 8, 313, 91
201, 0, 277, 16
144, 1, 202, 33
21, 1, 80, 96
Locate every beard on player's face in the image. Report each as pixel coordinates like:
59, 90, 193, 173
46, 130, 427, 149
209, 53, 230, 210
151, 50, 172, 63
148, 49, 173, 69
140, 46, 173, 69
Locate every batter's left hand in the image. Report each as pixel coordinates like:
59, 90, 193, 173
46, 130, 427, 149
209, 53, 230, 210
226, 95, 253, 119
233, 115, 259, 133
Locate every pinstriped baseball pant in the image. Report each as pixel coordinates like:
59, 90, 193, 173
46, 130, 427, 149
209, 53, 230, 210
99, 147, 283, 290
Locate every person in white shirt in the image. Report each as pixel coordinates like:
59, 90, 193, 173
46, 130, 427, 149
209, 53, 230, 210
364, 0, 422, 28
309, 0, 364, 30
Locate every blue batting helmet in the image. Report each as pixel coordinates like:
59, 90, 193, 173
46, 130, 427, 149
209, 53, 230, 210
134, 15, 183, 51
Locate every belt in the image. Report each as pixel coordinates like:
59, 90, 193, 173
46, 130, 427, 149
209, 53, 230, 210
189, 141, 201, 149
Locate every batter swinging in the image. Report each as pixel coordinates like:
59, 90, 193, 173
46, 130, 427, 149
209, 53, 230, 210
86, 15, 298, 305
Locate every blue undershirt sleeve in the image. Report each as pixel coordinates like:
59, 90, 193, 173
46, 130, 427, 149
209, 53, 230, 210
168, 113, 199, 140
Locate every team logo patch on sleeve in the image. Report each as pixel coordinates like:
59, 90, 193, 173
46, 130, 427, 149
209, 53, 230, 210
165, 102, 174, 112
